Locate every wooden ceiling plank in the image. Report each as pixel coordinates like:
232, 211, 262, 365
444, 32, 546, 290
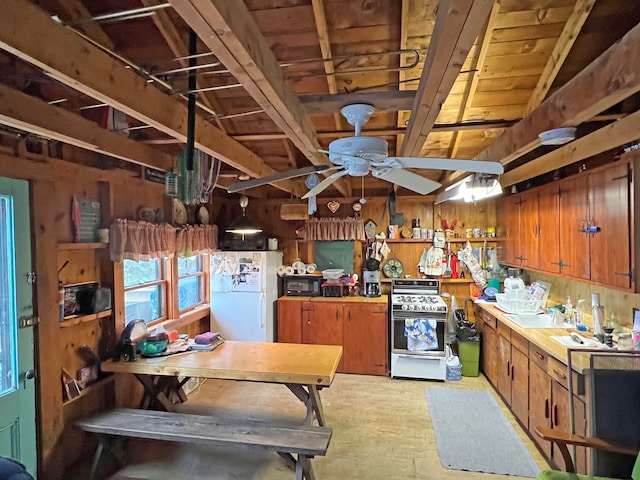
401, 0, 494, 157
48, 0, 114, 49
139, 0, 228, 132
524, 0, 596, 114
0, 83, 173, 171
282, 139, 298, 170
0, 0, 296, 194
501, 107, 640, 187
448, 1, 501, 158
300, 90, 415, 114
168, 0, 350, 197
311, 0, 342, 130
444, 18, 640, 186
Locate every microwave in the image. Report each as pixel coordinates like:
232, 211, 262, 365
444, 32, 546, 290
283, 275, 322, 296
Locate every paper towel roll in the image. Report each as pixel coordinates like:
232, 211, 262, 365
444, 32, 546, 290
306, 263, 317, 273
284, 266, 295, 275
277, 265, 287, 277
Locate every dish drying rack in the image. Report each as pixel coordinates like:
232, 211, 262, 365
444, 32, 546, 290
495, 293, 543, 314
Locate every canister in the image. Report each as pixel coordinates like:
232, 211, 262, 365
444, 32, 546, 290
618, 332, 633, 350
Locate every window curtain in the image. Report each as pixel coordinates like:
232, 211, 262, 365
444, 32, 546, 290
109, 219, 218, 262
304, 217, 365, 241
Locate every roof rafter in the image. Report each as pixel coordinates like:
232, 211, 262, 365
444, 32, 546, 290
168, 0, 351, 197
401, 0, 494, 156
0, 0, 297, 194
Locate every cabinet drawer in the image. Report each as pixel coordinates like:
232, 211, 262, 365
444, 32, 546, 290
529, 344, 548, 371
511, 330, 528, 355
497, 320, 510, 340
548, 356, 570, 388
475, 307, 497, 330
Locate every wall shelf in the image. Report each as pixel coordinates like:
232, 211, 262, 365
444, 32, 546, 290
380, 237, 503, 243
59, 309, 112, 328
62, 374, 114, 408
58, 242, 108, 250
381, 277, 479, 284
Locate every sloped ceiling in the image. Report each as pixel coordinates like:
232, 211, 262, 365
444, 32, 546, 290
0, 0, 639, 198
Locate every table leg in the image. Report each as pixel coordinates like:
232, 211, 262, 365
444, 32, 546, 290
285, 384, 326, 426
134, 374, 176, 412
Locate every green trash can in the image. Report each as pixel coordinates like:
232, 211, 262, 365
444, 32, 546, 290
458, 341, 480, 377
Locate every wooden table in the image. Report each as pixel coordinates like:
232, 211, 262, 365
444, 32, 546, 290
102, 341, 343, 426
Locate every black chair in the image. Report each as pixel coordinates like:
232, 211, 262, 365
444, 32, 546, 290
0, 457, 35, 480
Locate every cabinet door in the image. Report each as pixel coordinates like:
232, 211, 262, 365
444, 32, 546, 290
511, 347, 529, 428
589, 163, 632, 288
496, 333, 512, 404
277, 300, 304, 343
499, 195, 521, 265
343, 303, 388, 375
559, 176, 590, 279
537, 183, 561, 273
481, 324, 498, 386
519, 189, 539, 269
551, 381, 587, 473
302, 303, 344, 346
529, 362, 552, 458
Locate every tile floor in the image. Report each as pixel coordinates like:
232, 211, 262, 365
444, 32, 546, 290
91, 373, 549, 479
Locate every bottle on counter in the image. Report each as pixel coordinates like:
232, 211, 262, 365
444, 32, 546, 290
592, 293, 605, 343
564, 296, 573, 325
574, 298, 586, 328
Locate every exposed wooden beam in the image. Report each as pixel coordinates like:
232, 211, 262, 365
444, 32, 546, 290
478, 21, 640, 162
282, 139, 298, 170
311, 0, 341, 130
501, 108, 640, 187
0, 0, 297, 194
139, 0, 227, 132
40, 0, 114, 49
401, 0, 494, 156
0, 83, 174, 171
300, 90, 416, 115
168, 0, 350, 197
524, 0, 596, 114
448, 1, 501, 158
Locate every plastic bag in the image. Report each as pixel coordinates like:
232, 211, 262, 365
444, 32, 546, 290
455, 311, 481, 342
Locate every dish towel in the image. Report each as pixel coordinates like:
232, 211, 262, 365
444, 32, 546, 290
404, 318, 439, 351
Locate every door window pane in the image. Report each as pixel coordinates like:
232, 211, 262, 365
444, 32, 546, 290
0, 195, 17, 396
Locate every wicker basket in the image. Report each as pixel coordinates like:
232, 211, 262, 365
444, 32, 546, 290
495, 293, 543, 314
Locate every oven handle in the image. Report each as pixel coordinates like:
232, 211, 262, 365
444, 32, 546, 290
396, 354, 443, 360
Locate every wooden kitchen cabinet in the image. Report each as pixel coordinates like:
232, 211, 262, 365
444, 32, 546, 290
536, 183, 561, 273
559, 175, 590, 279
497, 194, 520, 265
342, 303, 388, 375
496, 323, 529, 427
519, 189, 540, 270
474, 304, 498, 386
277, 297, 389, 375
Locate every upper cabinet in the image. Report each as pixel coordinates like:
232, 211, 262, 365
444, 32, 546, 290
498, 158, 635, 291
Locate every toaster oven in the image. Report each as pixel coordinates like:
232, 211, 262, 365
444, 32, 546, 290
282, 275, 322, 296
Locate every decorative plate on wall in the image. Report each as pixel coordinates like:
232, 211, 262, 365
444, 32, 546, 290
383, 258, 404, 278
172, 199, 187, 225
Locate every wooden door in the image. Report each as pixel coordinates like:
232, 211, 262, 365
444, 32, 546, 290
510, 346, 529, 428
277, 299, 304, 343
480, 321, 498, 386
589, 163, 632, 288
342, 303, 388, 375
537, 183, 561, 273
551, 381, 587, 473
302, 302, 343, 346
558, 176, 590, 279
496, 333, 512, 405
519, 189, 539, 269
529, 363, 552, 458
499, 195, 521, 265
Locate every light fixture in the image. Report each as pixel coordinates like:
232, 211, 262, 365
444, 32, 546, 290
435, 174, 502, 204
225, 195, 262, 237
538, 127, 576, 146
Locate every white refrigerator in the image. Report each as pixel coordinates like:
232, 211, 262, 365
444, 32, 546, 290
209, 251, 283, 342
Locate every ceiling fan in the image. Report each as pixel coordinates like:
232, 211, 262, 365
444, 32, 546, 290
227, 104, 504, 197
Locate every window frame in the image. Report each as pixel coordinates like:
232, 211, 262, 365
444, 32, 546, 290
122, 257, 169, 326
175, 254, 209, 315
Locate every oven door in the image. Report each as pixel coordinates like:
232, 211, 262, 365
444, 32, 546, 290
391, 311, 446, 356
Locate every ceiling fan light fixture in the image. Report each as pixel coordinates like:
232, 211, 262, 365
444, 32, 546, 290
225, 195, 262, 237
538, 127, 576, 146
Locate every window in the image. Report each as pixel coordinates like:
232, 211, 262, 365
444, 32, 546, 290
177, 254, 206, 313
123, 258, 167, 325
0, 194, 17, 395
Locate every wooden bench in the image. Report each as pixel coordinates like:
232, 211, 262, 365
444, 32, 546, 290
77, 408, 332, 480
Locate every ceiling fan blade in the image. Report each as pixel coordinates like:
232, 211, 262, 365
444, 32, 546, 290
372, 168, 441, 195
302, 169, 349, 199
227, 165, 333, 193
390, 157, 504, 175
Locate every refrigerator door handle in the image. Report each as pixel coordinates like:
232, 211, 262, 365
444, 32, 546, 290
260, 292, 266, 328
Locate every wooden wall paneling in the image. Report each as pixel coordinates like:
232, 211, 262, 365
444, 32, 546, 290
32, 179, 65, 480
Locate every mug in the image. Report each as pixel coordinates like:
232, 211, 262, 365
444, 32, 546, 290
97, 228, 109, 243
268, 238, 278, 250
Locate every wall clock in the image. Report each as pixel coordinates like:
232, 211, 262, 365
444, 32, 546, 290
383, 258, 404, 278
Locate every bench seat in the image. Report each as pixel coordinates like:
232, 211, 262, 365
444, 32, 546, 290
77, 408, 332, 480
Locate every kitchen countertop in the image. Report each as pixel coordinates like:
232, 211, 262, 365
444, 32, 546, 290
278, 295, 388, 304
474, 302, 597, 374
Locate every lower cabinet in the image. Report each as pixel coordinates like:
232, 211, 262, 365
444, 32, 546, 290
474, 304, 498, 386
277, 298, 388, 375
496, 323, 529, 428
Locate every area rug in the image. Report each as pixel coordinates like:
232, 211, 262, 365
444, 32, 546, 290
425, 388, 540, 477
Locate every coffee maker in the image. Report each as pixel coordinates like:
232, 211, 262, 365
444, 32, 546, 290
363, 269, 381, 297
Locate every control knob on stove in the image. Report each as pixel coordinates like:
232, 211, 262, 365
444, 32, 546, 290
408, 304, 415, 310
402, 305, 408, 310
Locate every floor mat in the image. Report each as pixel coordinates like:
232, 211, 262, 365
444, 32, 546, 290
425, 388, 541, 477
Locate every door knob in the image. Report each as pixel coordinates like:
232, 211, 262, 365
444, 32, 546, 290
25, 369, 36, 380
